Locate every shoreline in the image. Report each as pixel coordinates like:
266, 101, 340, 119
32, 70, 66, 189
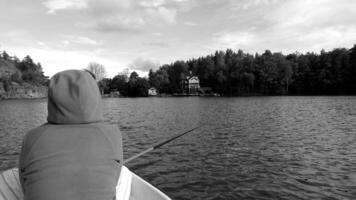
2, 94, 356, 101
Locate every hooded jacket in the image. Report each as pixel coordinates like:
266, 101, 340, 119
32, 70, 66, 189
19, 70, 123, 200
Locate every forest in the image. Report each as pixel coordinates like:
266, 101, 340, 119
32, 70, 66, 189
102, 44, 356, 96
1, 44, 356, 97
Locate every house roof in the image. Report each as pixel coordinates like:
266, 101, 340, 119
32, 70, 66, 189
187, 75, 199, 80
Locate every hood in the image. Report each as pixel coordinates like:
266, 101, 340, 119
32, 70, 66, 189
47, 70, 104, 124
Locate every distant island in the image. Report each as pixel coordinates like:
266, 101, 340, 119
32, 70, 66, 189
0, 52, 48, 99
1, 44, 356, 99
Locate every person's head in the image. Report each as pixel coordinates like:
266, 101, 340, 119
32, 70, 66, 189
47, 69, 103, 124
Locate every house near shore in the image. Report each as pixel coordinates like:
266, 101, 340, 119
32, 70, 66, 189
148, 87, 158, 96
182, 74, 200, 94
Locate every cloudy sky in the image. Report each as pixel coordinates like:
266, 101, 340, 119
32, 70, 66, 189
0, 0, 355, 77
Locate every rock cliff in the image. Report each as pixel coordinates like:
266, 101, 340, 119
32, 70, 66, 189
0, 82, 47, 99
0, 56, 48, 100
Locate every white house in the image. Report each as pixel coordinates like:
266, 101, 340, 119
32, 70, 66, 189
180, 75, 200, 94
187, 76, 200, 94
148, 87, 158, 96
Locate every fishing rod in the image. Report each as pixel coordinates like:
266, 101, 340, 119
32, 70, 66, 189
123, 102, 232, 164
123, 104, 275, 165
123, 125, 204, 164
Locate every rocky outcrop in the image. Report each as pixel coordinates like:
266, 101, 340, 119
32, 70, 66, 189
0, 57, 47, 100
0, 82, 47, 100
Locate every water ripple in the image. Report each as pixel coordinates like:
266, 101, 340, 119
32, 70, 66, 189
1, 97, 356, 199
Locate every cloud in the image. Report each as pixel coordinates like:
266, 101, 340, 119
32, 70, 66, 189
145, 7, 177, 24
172, 0, 190, 2
207, 0, 356, 54
129, 57, 160, 71
42, 0, 178, 32
3, 0, 356, 79
61, 35, 102, 46
263, 0, 356, 52
229, 0, 279, 10
82, 0, 178, 32
138, 0, 166, 8
269, 0, 356, 29
88, 16, 146, 32
43, 0, 88, 13
183, 21, 197, 26
61, 40, 70, 47
75, 36, 102, 45
152, 32, 163, 36
142, 41, 170, 48
37, 41, 46, 46
213, 31, 257, 50
295, 26, 356, 52
87, 0, 131, 15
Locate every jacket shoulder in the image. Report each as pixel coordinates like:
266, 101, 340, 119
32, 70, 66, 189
90, 123, 123, 161
22, 124, 50, 153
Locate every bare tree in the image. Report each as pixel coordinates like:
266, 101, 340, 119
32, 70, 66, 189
86, 62, 106, 81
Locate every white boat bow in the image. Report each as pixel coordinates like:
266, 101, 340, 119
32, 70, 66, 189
0, 167, 171, 200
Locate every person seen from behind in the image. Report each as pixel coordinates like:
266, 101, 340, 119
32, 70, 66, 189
19, 69, 123, 200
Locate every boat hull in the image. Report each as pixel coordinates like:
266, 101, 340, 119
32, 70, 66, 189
0, 167, 171, 200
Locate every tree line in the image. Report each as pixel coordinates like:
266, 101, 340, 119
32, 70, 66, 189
2, 43, 356, 97
98, 71, 150, 97
99, 44, 356, 96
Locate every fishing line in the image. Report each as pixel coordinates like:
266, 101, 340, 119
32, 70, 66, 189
123, 99, 273, 164
123, 100, 222, 164
123, 126, 204, 164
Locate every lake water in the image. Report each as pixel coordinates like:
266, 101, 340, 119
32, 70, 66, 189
0, 97, 356, 200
